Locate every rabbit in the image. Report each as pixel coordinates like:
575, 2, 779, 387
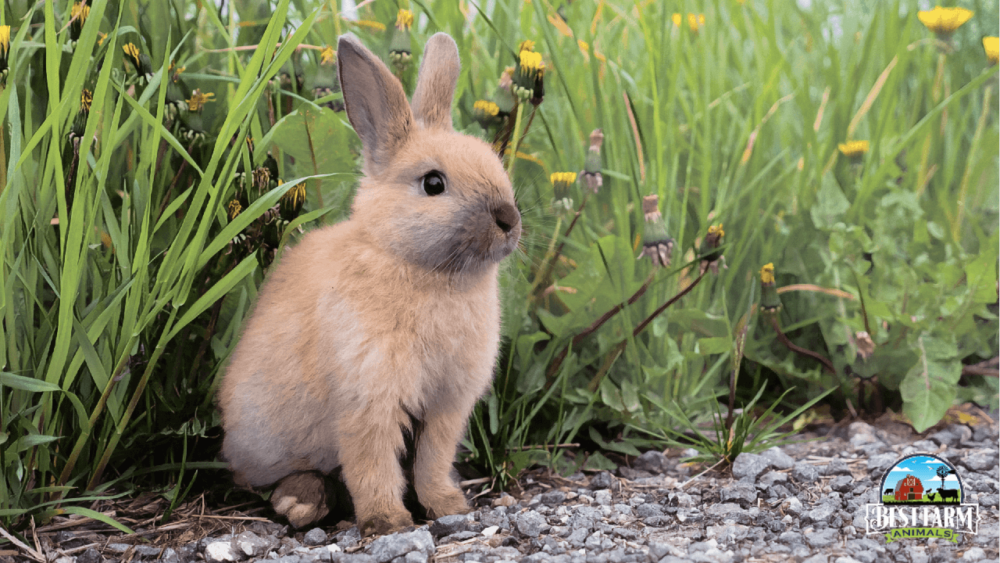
217, 32, 521, 536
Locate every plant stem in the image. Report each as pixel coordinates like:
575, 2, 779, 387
768, 315, 836, 374
531, 194, 590, 298
506, 103, 525, 177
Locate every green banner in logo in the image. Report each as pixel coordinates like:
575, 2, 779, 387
884, 528, 960, 543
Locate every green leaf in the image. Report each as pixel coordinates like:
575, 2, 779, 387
697, 337, 730, 356
901, 337, 962, 433
810, 175, 851, 230
0, 373, 61, 393
61, 507, 137, 535
583, 451, 618, 472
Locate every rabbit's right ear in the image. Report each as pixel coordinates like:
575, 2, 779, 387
337, 35, 413, 174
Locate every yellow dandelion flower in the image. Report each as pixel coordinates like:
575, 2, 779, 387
519, 50, 544, 73
186, 89, 216, 112
123, 43, 139, 61
71, 2, 90, 24
100, 231, 113, 250
550, 172, 578, 186
838, 140, 869, 158
98, 32, 107, 46
673, 13, 706, 33
80, 88, 92, 112
474, 100, 500, 117
0, 25, 11, 57
707, 223, 724, 238
984, 36, 999, 65
320, 45, 335, 65
396, 9, 414, 31
352, 20, 387, 32
760, 263, 775, 284
227, 200, 242, 221
168, 60, 186, 75
519, 39, 536, 53
282, 182, 307, 211
917, 6, 973, 36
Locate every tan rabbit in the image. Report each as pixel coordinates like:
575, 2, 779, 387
217, 32, 521, 536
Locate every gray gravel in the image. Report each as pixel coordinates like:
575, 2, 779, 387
32, 420, 1000, 563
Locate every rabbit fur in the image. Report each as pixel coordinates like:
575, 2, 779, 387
218, 33, 521, 536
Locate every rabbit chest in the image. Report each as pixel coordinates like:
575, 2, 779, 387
318, 258, 501, 415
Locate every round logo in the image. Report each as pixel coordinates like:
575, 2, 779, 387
877, 453, 964, 506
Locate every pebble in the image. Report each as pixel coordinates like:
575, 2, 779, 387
731, 453, 770, 482
367, 529, 434, 563
303, 528, 328, 547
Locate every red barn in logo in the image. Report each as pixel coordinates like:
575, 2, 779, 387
894, 475, 923, 501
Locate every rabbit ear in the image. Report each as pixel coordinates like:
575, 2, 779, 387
337, 35, 413, 174
410, 33, 460, 130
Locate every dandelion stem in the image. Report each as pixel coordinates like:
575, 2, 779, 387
952, 85, 991, 240
506, 103, 525, 177
530, 193, 590, 299
768, 315, 836, 374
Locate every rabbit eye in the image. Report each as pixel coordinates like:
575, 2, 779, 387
422, 171, 446, 196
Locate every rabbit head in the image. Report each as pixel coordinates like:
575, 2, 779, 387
337, 33, 521, 276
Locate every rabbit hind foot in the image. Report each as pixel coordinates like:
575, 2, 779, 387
272, 472, 329, 528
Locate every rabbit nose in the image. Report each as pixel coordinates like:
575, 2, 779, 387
493, 202, 520, 234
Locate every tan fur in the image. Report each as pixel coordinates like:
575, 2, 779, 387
218, 33, 520, 536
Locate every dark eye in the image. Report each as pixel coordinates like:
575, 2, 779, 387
422, 171, 446, 196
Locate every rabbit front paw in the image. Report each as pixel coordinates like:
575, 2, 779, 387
272, 472, 329, 529
359, 510, 414, 537
424, 489, 471, 520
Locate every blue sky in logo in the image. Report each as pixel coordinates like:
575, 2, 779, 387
885, 455, 960, 493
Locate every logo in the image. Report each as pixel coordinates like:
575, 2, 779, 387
864, 454, 980, 543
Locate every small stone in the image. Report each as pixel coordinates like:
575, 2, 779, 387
205, 541, 240, 562
731, 453, 770, 482
368, 530, 435, 563
961, 547, 986, 560
589, 472, 615, 490
303, 528, 328, 547
830, 475, 854, 493
161, 547, 181, 563
481, 525, 500, 538
760, 447, 795, 470
719, 482, 757, 508
823, 459, 852, 476
567, 528, 589, 547
962, 450, 998, 472
77, 548, 101, 563
594, 490, 613, 506
53, 557, 75, 563
636, 503, 663, 519
792, 462, 819, 483
516, 511, 549, 538
758, 471, 788, 489
234, 530, 277, 557
705, 503, 750, 524
633, 451, 668, 474
835, 557, 863, 563
802, 555, 829, 563
866, 453, 897, 474
780, 497, 804, 517
402, 552, 427, 563
492, 493, 517, 508
540, 491, 567, 506
778, 531, 802, 545
134, 545, 164, 558
429, 514, 468, 538
440, 531, 479, 543
805, 528, 838, 548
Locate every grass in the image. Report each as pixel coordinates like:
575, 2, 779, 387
0, 0, 997, 528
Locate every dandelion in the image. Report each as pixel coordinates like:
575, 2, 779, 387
550, 172, 577, 198
186, 89, 215, 112
352, 20, 387, 32
514, 50, 544, 101
699, 224, 726, 275
474, 100, 500, 117
580, 129, 604, 194
0, 25, 8, 82
640, 195, 674, 268
759, 263, 781, 313
673, 13, 706, 34
280, 181, 307, 222
123, 43, 152, 76
917, 6, 973, 39
80, 88, 93, 113
227, 200, 242, 220
320, 45, 335, 65
984, 37, 999, 65
838, 140, 869, 163
70, 2, 90, 42
519, 39, 536, 53
390, 9, 414, 69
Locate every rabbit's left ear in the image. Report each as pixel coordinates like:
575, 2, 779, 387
411, 33, 460, 130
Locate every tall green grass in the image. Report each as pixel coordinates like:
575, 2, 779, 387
1, 0, 996, 525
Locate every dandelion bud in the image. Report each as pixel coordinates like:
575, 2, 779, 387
389, 9, 414, 70
186, 89, 216, 113
640, 195, 674, 268
227, 199, 242, 221
983, 37, 998, 66
550, 172, 577, 199
514, 49, 543, 100
473, 99, 502, 127
699, 223, 726, 275
580, 129, 604, 194
759, 263, 782, 313
855, 331, 875, 361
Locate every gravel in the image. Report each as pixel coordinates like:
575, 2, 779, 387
45, 417, 999, 563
